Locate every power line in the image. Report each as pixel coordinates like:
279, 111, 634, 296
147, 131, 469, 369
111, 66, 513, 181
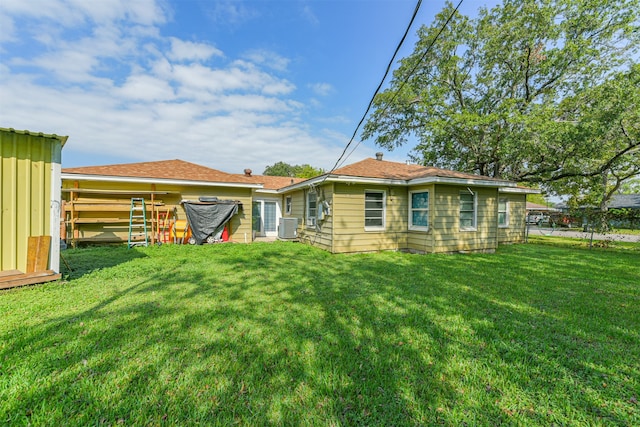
325, 0, 424, 176
332, 0, 465, 171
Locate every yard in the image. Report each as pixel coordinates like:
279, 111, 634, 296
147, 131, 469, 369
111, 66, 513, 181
1, 240, 638, 426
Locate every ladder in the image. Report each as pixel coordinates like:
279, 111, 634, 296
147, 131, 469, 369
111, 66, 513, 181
128, 198, 149, 248
157, 208, 175, 244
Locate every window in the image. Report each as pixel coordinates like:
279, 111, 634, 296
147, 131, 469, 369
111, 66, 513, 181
306, 191, 317, 227
285, 196, 292, 215
498, 198, 509, 227
460, 191, 477, 230
365, 191, 385, 230
409, 191, 429, 230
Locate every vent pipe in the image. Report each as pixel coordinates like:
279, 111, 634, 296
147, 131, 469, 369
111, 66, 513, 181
244, 169, 252, 177
375, 152, 383, 161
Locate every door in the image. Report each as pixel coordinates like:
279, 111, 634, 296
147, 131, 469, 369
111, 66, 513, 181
252, 200, 280, 237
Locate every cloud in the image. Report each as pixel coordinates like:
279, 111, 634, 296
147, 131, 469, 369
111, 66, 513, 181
309, 82, 334, 96
167, 38, 223, 62
205, 1, 259, 26
243, 50, 290, 72
0, 0, 346, 172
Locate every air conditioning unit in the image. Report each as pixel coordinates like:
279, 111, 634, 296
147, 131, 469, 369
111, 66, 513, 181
278, 217, 298, 240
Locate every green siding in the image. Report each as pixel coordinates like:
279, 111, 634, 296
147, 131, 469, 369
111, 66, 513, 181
1, 129, 63, 272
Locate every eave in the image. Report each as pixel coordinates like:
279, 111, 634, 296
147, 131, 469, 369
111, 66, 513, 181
61, 173, 263, 189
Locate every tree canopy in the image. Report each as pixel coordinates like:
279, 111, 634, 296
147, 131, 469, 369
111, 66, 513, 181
263, 162, 324, 179
362, 0, 640, 205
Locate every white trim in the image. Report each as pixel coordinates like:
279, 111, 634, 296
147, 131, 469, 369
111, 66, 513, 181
498, 197, 509, 228
306, 190, 317, 228
278, 174, 518, 193
364, 189, 386, 231
408, 190, 430, 231
459, 190, 477, 232
49, 153, 62, 273
61, 173, 262, 189
499, 187, 540, 194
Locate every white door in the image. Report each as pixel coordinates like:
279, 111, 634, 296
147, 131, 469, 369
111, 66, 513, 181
252, 199, 280, 237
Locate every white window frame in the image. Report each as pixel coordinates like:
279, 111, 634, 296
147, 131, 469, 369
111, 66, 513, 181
306, 191, 317, 228
409, 190, 430, 231
498, 197, 509, 228
364, 190, 386, 231
285, 196, 292, 215
459, 190, 477, 231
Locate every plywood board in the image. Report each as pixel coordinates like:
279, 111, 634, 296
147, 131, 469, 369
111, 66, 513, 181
26, 235, 51, 273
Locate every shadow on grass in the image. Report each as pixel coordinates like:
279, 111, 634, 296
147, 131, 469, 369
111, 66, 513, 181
60, 245, 148, 280
2, 242, 639, 425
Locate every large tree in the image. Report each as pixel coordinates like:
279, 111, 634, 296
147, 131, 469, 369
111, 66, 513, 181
263, 161, 324, 178
362, 0, 639, 202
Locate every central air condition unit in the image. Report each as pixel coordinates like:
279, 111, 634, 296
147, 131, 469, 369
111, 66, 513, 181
278, 217, 298, 240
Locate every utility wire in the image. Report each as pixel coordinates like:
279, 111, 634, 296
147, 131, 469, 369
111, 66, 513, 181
323, 0, 424, 178
333, 0, 464, 171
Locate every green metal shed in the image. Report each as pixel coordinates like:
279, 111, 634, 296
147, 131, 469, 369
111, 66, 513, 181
1, 127, 67, 277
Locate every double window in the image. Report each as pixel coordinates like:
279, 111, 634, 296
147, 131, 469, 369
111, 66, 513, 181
460, 191, 477, 230
364, 191, 385, 230
409, 191, 429, 230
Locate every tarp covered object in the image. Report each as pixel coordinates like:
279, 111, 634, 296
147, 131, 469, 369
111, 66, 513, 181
182, 201, 239, 244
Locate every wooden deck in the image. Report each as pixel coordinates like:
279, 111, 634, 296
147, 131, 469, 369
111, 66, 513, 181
0, 269, 61, 290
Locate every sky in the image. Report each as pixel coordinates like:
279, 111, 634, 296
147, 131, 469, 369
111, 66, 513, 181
0, 0, 498, 175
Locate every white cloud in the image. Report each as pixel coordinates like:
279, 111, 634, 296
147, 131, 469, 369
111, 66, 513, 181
205, 1, 259, 26
116, 74, 175, 101
0, 0, 345, 173
167, 38, 223, 62
309, 82, 334, 96
243, 50, 290, 72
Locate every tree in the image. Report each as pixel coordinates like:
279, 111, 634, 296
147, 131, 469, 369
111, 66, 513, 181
362, 0, 639, 198
544, 65, 640, 214
263, 162, 324, 178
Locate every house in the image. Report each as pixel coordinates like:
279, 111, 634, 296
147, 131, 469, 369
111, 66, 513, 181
1, 127, 67, 288
60, 154, 534, 253
61, 160, 304, 245
278, 154, 535, 253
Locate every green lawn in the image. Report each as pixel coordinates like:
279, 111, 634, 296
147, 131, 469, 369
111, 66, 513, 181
1, 242, 639, 426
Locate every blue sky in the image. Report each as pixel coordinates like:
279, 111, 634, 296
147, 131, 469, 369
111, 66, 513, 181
1, 0, 497, 175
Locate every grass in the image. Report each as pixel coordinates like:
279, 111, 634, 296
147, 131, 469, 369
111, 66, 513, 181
1, 241, 639, 426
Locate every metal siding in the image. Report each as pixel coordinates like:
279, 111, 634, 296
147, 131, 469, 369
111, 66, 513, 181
1, 130, 59, 272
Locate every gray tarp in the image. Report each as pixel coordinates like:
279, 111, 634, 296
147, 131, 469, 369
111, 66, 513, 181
182, 201, 239, 244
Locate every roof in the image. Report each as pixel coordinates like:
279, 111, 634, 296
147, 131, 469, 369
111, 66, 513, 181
526, 202, 559, 212
246, 175, 305, 190
330, 158, 510, 182
608, 194, 640, 209
280, 157, 519, 192
1, 127, 68, 146
63, 159, 256, 186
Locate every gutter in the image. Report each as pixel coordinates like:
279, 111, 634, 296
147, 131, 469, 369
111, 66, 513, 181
277, 174, 521, 193
61, 173, 263, 189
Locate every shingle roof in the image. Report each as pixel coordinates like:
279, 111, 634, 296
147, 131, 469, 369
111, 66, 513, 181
62, 159, 255, 185
331, 158, 510, 182
608, 194, 640, 209
246, 175, 305, 190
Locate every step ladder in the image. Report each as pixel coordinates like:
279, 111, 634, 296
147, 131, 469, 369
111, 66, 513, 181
128, 198, 149, 248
